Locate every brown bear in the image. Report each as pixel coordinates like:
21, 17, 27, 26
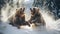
29, 8, 45, 26
8, 8, 30, 28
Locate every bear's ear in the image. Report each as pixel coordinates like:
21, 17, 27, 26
16, 9, 19, 13
23, 8, 25, 11
33, 8, 36, 11
30, 8, 33, 12
16, 9, 18, 11
20, 8, 22, 10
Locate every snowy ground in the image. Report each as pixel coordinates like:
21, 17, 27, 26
0, 22, 59, 34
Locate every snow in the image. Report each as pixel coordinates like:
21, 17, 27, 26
1, 23, 59, 34
0, 0, 60, 34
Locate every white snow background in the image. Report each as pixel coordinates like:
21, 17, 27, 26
0, 0, 60, 34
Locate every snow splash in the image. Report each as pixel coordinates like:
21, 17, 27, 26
40, 9, 60, 30
1, 0, 34, 28
0, 0, 60, 34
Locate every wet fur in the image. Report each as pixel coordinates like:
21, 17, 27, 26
8, 8, 30, 28
29, 8, 45, 26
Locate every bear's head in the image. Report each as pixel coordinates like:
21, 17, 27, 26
15, 8, 25, 17
30, 8, 40, 16
30, 8, 36, 15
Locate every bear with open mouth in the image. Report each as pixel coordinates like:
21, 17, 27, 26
29, 7, 45, 26
8, 8, 30, 29
8, 7, 45, 29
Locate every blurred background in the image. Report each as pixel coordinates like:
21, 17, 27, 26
0, 0, 60, 20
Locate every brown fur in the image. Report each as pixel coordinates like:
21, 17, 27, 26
8, 8, 30, 28
8, 7, 45, 29
29, 8, 45, 26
